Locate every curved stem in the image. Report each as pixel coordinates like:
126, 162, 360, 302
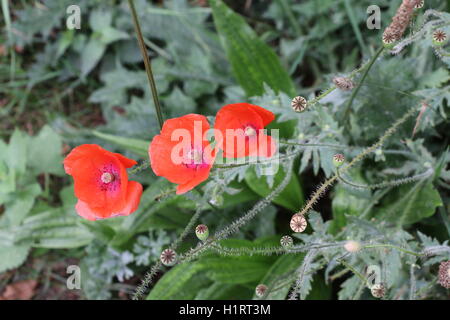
336, 168, 433, 190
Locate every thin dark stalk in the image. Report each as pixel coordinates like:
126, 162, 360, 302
342, 47, 384, 123
128, 0, 164, 130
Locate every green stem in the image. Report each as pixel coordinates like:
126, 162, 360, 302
336, 168, 433, 190
128, 0, 164, 130
342, 47, 384, 122
362, 244, 423, 257
338, 259, 369, 286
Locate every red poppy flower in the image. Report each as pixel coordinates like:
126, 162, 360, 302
64, 144, 143, 221
149, 114, 215, 195
214, 103, 277, 158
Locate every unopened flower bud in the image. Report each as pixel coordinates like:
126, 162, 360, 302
290, 214, 307, 233
432, 30, 447, 47
414, 0, 424, 9
382, 33, 396, 49
160, 248, 177, 266
333, 154, 345, 167
370, 283, 386, 298
195, 224, 209, 242
255, 284, 268, 298
344, 240, 361, 253
280, 235, 293, 248
291, 96, 307, 113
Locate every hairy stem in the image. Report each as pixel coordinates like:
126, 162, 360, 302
132, 208, 202, 299
295, 105, 418, 217
336, 168, 433, 190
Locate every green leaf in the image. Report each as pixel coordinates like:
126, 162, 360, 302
100, 27, 129, 45
209, 0, 296, 97
245, 165, 303, 211
28, 125, 64, 175
79, 220, 116, 244
377, 180, 443, 226
0, 245, 30, 273
4, 183, 41, 226
195, 282, 252, 299
81, 36, 106, 76
199, 238, 278, 284
255, 254, 305, 300
147, 262, 208, 300
330, 170, 371, 233
7, 129, 28, 175
92, 131, 149, 157
89, 9, 112, 31
201, 257, 274, 284
11, 210, 93, 248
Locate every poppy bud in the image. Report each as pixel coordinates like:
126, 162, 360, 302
291, 96, 307, 113
333, 154, 345, 167
432, 30, 447, 47
382, 33, 396, 49
344, 240, 361, 253
371, 283, 386, 298
414, 0, 424, 9
160, 248, 177, 266
255, 284, 268, 298
290, 214, 307, 233
195, 224, 209, 242
280, 235, 293, 248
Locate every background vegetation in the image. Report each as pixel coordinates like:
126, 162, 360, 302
0, 0, 449, 300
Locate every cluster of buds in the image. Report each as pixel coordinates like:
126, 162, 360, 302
382, 0, 421, 47
438, 260, 450, 289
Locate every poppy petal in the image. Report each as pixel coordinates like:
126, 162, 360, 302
113, 153, 138, 168
247, 104, 275, 127
176, 166, 212, 194
149, 135, 195, 184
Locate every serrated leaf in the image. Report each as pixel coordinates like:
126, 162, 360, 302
209, 0, 296, 97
